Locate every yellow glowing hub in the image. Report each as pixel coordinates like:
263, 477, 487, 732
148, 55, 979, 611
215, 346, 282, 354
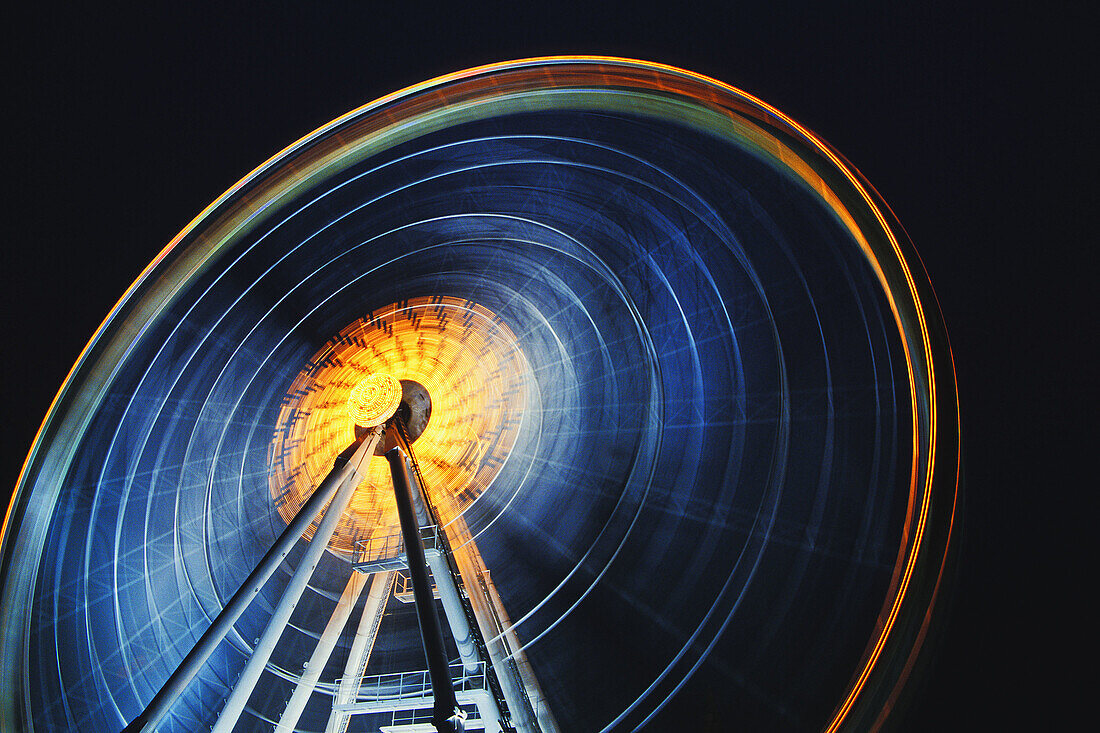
269, 296, 529, 555
348, 372, 402, 427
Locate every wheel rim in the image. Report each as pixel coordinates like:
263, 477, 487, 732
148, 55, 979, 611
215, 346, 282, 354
2, 57, 959, 732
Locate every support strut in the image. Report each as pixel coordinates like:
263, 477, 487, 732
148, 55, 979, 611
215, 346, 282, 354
122, 429, 380, 733
211, 431, 376, 733
386, 445, 466, 733
274, 571, 368, 733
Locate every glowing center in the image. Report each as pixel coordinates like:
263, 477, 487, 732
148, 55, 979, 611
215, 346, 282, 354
270, 296, 529, 555
347, 373, 403, 427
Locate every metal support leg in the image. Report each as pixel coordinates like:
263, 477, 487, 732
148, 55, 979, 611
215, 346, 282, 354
449, 516, 559, 733
427, 552, 504, 732
122, 430, 380, 733
398, 428, 504, 732
415, 529, 479, 670
394, 427, 479, 675
210, 431, 380, 733
274, 570, 368, 733
325, 570, 393, 733
386, 446, 465, 733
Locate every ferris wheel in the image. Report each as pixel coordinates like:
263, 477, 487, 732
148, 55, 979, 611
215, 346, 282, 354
1, 57, 958, 732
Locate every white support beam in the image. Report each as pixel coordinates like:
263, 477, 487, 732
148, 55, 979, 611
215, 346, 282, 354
426, 553, 503, 733
274, 570, 368, 733
401, 451, 503, 731
325, 570, 393, 733
211, 431, 379, 733
123, 432, 380, 733
448, 516, 560, 733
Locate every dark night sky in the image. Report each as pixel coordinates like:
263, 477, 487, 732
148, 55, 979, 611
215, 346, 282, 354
4, 3, 1089, 729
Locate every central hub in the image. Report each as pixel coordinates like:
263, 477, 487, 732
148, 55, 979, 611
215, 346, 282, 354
374, 379, 433, 454
348, 372, 403, 428
269, 295, 529, 554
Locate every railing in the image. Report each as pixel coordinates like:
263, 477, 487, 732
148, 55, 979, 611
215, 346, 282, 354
391, 570, 442, 603
351, 525, 440, 571
334, 661, 488, 705
353, 532, 404, 565
386, 704, 481, 729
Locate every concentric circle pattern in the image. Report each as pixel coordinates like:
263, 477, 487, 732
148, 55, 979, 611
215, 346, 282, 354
270, 297, 529, 554
346, 373, 403, 428
1, 58, 958, 732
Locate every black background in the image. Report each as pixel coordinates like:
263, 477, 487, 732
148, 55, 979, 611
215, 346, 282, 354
4, 3, 1089, 729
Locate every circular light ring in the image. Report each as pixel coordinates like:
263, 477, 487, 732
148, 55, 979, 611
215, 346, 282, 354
269, 296, 528, 555
346, 372, 402, 427
1, 58, 959, 732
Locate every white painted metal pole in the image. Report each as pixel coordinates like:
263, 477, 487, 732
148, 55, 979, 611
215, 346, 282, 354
405, 451, 479, 675
122, 431, 378, 733
273, 570, 367, 733
211, 431, 378, 733
426, 552, 503, 732
426, 550, 483, 672
473, 690, 504, 733
325, 570, 393, 733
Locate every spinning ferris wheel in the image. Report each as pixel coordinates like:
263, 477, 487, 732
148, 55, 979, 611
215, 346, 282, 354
1, 57, 958, 732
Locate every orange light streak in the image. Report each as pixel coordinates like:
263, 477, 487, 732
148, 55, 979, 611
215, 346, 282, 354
268, 296, 528, 556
